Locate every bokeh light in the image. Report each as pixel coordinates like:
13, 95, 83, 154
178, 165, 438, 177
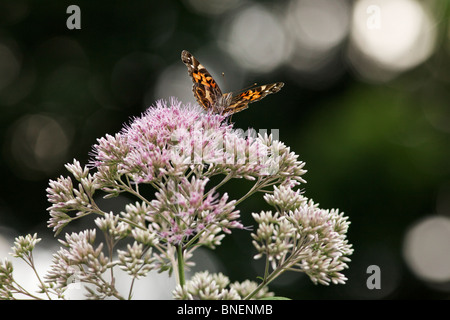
220, 3, 287, 73
5, 113, 73, 180
403, 215, 450, 285
349, 0, 437, 82
0, 43, 21, 92
153, 60, 197, 106
284, 0, 350, 79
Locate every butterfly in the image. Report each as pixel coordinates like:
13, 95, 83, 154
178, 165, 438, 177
181, 50, 284, 116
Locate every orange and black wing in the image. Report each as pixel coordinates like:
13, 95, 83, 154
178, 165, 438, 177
222, 82, 284, 115
181, 50, 222, 111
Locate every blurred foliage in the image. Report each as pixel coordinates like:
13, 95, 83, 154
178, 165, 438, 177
1, 0, 450, 299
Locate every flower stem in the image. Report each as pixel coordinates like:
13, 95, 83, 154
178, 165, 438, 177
245, 243, 308, 300
26, 254, 52, 300
234, 177, 263, 206
128, 278, 136, 300
203, 172, 233, 199
244, 264, 286, 300
176, 245, 185, 287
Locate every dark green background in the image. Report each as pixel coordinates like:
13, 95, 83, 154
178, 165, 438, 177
1, 0, 450, 299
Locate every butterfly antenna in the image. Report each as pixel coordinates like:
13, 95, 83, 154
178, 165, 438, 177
235, 82, 258, 95
221, 72, 229, 92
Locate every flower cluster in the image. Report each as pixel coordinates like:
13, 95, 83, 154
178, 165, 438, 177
149, 176, 241, 246
0, 259, 15, 299
45, 230, 114, 298
11, 233, 41, 259
252, 185, 353, 286
0, 98, 352, 299
1, 234, 52, 300
172, 271, 274, 300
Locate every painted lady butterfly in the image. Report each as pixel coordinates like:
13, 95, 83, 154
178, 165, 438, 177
181, 50, 284, 116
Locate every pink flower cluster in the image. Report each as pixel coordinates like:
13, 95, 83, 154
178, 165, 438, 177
85, 99, 306, 246
148, 176, 242, 245
91, 99, 299, 186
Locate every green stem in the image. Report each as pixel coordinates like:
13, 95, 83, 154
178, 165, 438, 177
128, 278, 136, 300
203, 173, 233, 199
182, 228, 208, 250
83, 180, 149, 232
234, 177, 264, 207
13, 280, 45, 300
244, 245, 304, 300
244, 263, 287, 300
177, 245, 186, 287
127, 245, 152, 300
26, 254, 52, 300
118, 178, 154, 207
16, 290, 44, 300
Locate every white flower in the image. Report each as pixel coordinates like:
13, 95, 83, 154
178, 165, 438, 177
252, 185, 353, 286
172, 271, 274, 300
11, 233, 41, 259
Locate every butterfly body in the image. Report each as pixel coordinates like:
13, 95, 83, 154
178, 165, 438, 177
181, 50, 284, 116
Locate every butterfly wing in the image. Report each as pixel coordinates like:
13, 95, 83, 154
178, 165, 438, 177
222, 82, 284, 115
181, 50, 222, 111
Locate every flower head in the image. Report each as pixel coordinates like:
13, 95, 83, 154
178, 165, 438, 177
148, 176, 242, 246
252, 185, 353, 286
91, 99, 307, 184
172, 271, 274, 300
85, 99, 307, 247
11, 233, 41, 259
